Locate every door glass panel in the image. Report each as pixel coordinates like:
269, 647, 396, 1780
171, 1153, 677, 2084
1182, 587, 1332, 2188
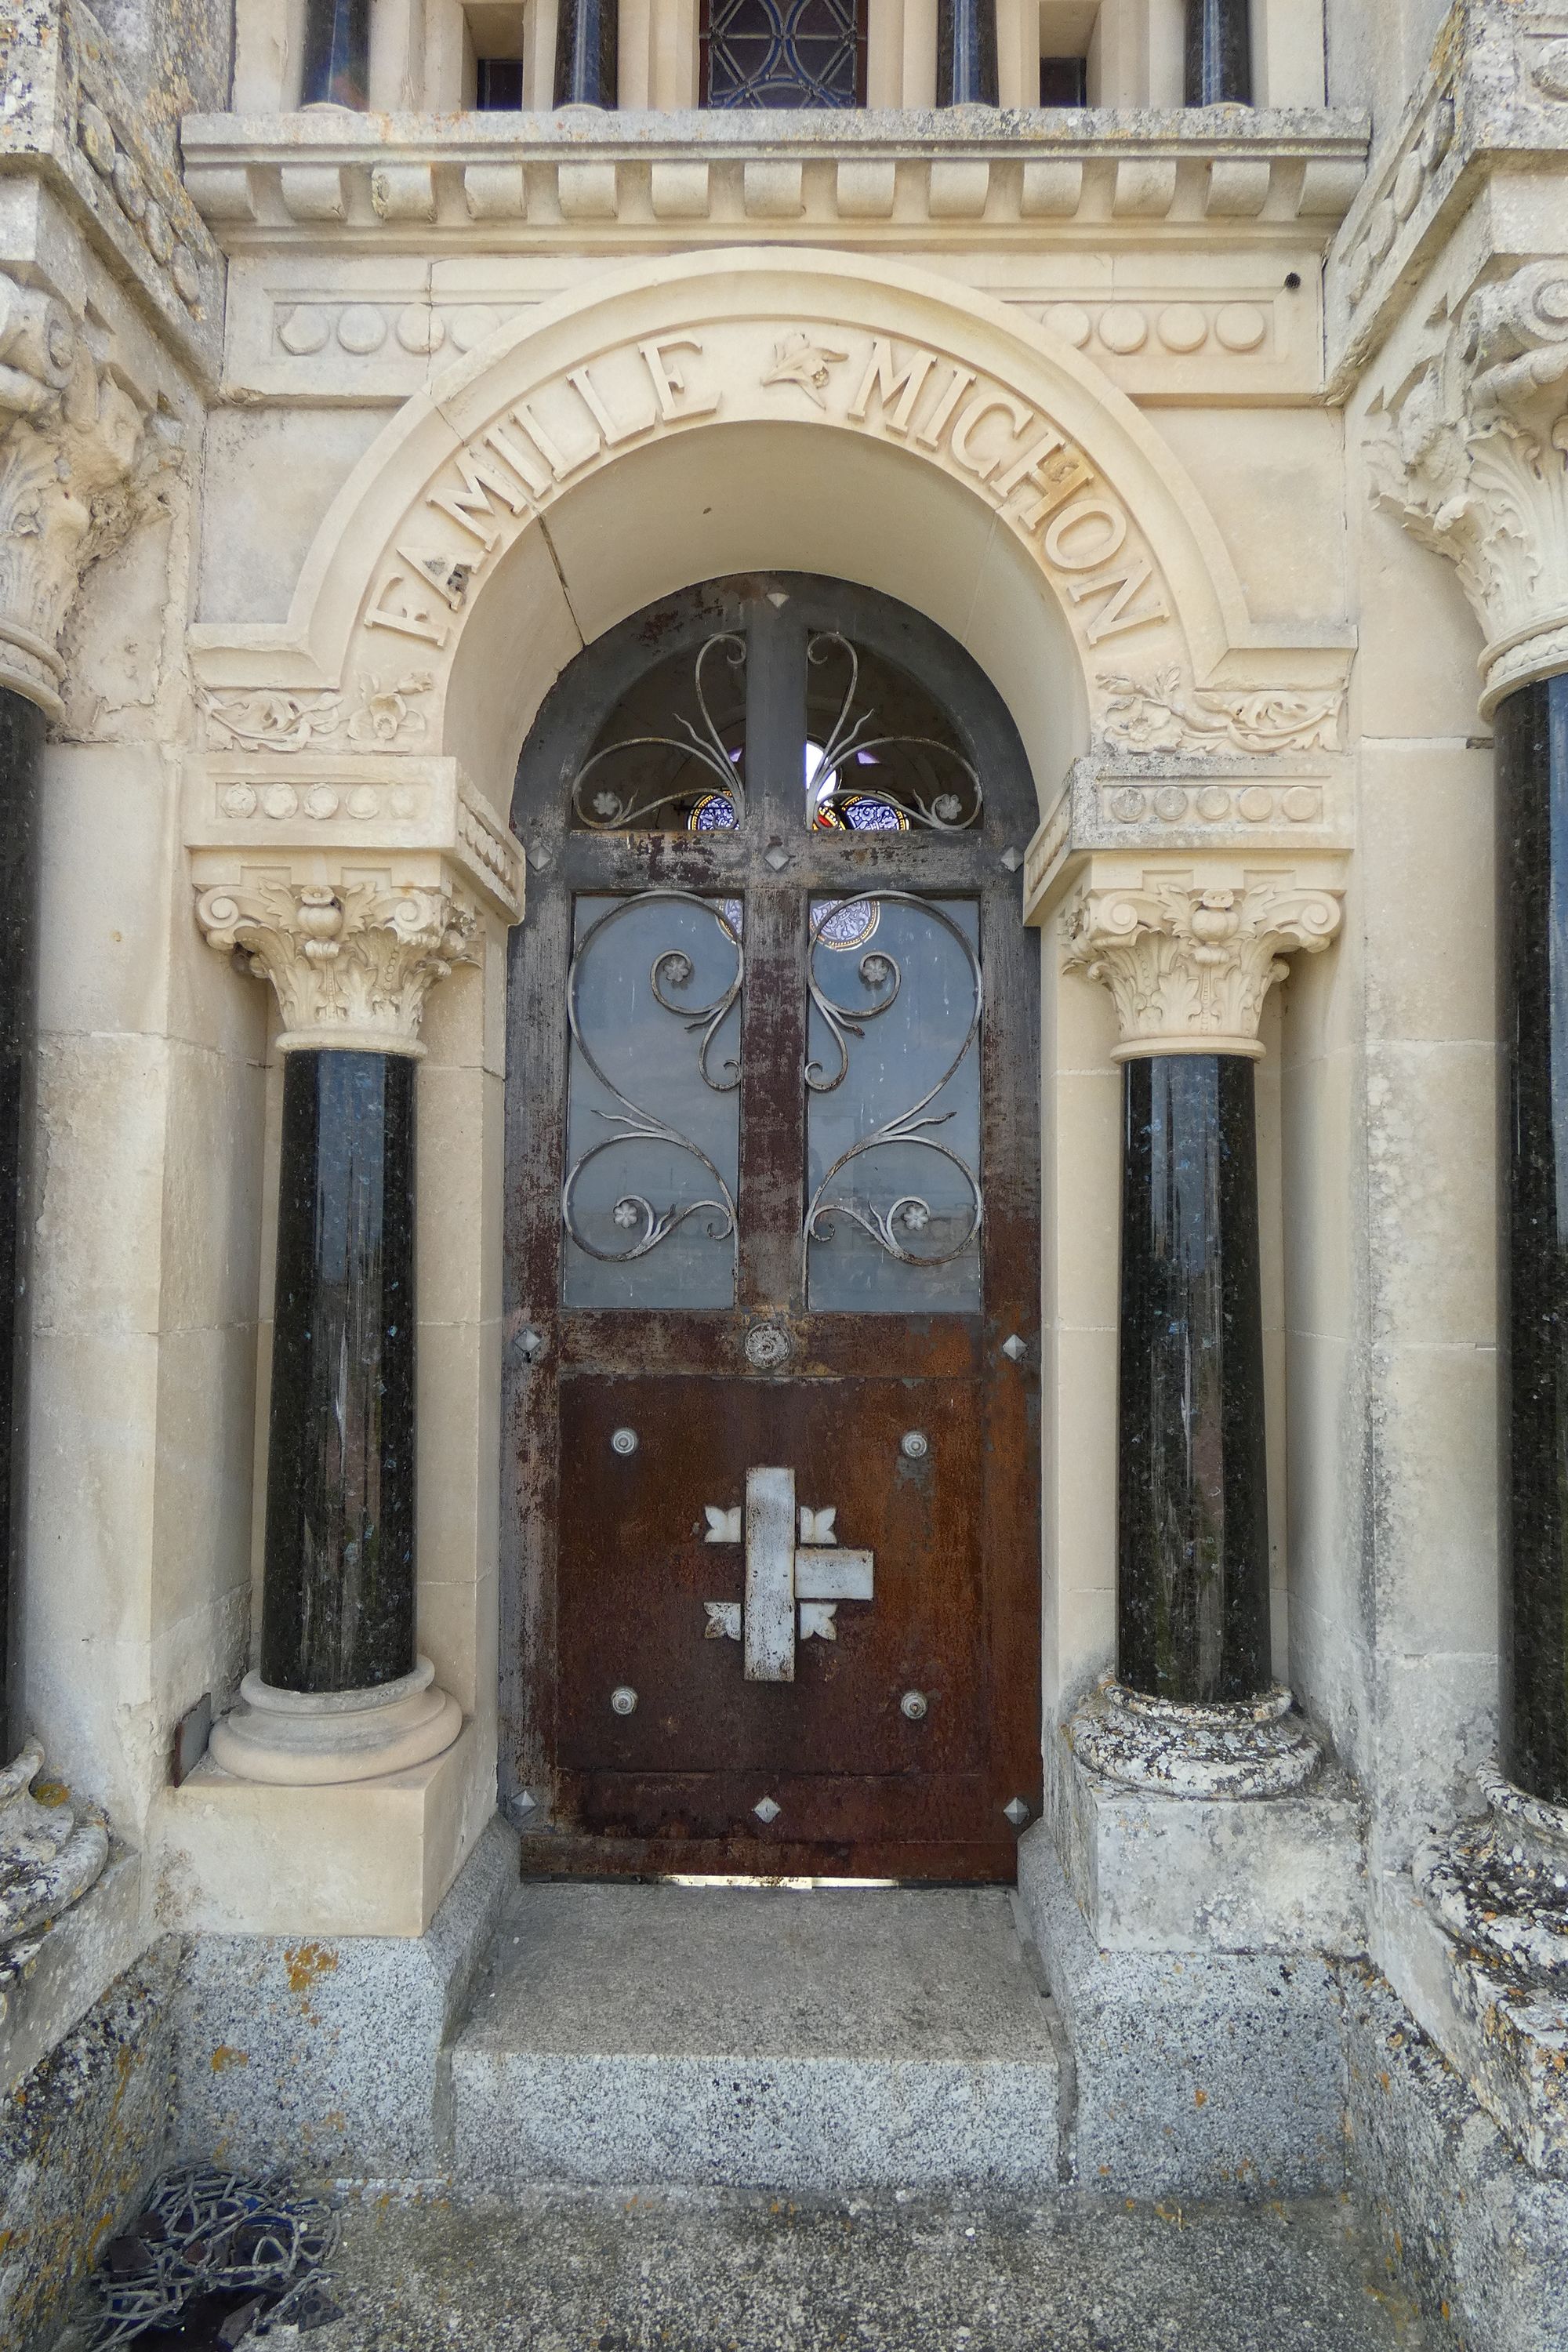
804, 634, 983, 833
805, 895, 982, 1312
570, 634, 746, 833
563, 892, 742, 1308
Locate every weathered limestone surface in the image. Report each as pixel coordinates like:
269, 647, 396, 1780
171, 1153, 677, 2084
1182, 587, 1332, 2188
1018, 1827, 1348, 2195
169, 1811, 517, 2178
1345, 1964, 1568, 2352
0, 1936, 180, 2352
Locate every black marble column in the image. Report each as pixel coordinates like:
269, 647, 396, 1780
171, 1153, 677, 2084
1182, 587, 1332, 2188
936, 0, 999, 106
300, 0, 372, 107
0, 687, 42, 1766
554, 0, 618, 106
1185, 0, 1251, 105
1116, 1051, 1271, 1702
1496, 673, 1568, 1809
260, 1048, 417, 1695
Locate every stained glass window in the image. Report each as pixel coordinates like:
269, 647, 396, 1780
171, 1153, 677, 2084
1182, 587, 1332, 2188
701, 0, 866, 109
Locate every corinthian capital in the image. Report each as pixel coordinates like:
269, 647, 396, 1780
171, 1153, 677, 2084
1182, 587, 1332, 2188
195, 874, 479, 1054
0, 271, 146, 717
1061, 870, 1342, 1059
1368, 260, 1568, 713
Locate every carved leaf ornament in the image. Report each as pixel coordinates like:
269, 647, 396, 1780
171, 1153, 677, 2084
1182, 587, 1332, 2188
1369, 261, 1568, 708
1062, 877, 1341, 1056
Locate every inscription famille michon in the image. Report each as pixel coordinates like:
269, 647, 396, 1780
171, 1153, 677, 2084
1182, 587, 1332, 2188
365, 328, 1169, 652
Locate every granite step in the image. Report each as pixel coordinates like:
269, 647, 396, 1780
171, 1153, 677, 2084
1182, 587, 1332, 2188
451, 1882, 1063, 2192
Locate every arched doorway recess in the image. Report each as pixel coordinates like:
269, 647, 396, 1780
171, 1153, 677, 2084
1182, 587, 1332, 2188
504, 573, 1041, 1879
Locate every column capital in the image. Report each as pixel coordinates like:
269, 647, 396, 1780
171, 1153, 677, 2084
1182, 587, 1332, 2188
1059, 860, 1343, 1059
194, 868, 481, 1054
0, 270, 146, 718
1368, 257, 1568, 714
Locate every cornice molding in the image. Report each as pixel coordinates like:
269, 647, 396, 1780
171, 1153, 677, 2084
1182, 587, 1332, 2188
1367, 259, 1568, 713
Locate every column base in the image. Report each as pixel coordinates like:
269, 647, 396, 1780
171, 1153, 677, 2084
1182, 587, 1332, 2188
1068, 1675, 1322, 1798
0, 1738, 109, 1954
209, 1658, 462, 1788
1420, 1762, 1568, 1986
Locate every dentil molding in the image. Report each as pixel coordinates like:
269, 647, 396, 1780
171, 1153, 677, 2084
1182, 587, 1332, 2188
1058, 862, 1344, 1059
0, 270, 146, 717
1368, 258, 1568, 713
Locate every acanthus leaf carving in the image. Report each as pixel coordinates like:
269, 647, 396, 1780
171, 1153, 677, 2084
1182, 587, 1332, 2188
0, 270, 147, 716
1368, 260, 1568, 710
194, 876, 478, 1049
1060, 873, 1342, 1057
1097, 667, 1343, 754
201, 670, 435, 753
200, 688, 344, 753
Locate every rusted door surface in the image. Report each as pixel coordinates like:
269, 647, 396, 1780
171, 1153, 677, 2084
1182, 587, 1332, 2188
503, 574, 1041, 1880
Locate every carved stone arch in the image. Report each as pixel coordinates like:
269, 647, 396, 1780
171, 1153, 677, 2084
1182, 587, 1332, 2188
191, 248, 1349, 815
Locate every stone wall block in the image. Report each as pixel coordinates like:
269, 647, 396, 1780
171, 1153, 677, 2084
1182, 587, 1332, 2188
278, 166, 348, 223
1018, 1830, 1348, 2196
1205, 157, 1272, 217
649, 162, 710, 219
463, 164, 527, 221
0, 1940, 180, 2352
557, 162, 620, 222
372, 164, 437, 224
169, 1815, 517, 2178
742, 161, 804, 219
927, 159, 991, 219
1019, 158, 1083, 216
183, 167, 256, 223
1344, 1965, 1568, 2352
834, 160, 897, 219
1112, 158, 1178, 219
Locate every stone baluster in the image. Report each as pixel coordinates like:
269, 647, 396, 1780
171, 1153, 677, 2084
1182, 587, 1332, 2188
194, 880, 474, 1783
555, 0, 619, 106
1062, 873, 1340, 1795
1370, 258, 1568, 1980
300, 0, 372, 107
936, 0, 998, 106
0, 271, 144, 1950
1185, 0, 1251, 105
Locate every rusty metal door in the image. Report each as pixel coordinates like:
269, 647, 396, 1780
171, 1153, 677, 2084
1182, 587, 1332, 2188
503, 575, 1040, 1880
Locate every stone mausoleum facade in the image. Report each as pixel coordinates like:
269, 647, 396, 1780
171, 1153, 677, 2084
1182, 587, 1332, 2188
2, 0, 1568, 2343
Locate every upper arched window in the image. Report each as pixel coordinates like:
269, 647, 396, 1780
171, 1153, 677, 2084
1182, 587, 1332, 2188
699, 0, 866, 107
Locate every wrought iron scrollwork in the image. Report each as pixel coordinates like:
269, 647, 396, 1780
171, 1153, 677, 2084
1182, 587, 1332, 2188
808, 633, 983, 832
563, 891, 742, 1265
570, 633, 746, 830
804, 893, 983, 1268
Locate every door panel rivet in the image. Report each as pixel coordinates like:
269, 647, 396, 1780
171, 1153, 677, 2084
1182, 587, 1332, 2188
611, 1427, 639, 1456
900, 1430, 929, 1460
611, 1686, 638, 1715
901, 1690, 928, 1722
1001, 1334, 1029, 1363
1004, 1796, 1031, 1828
753, 1795, 782, 1823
